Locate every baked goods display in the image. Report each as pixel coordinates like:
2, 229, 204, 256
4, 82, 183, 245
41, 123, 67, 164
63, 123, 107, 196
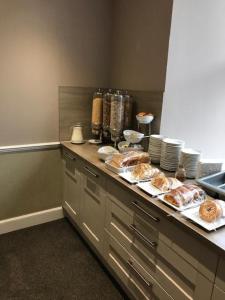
108, 151, 150, 168
103, 143, 225, 230
164, 184, 206, 207
131, 163, 161, 181
151, 174, 182, 192
199, 200, 223, 223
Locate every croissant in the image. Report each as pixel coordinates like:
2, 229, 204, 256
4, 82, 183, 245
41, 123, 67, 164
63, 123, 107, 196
151, 174, 181, 192
132, 163, 160, 180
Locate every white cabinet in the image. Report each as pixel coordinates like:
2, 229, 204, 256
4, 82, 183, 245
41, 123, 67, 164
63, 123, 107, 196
62, 148, 222, 300
80, 163, 106, 255
212, 285, 225, 300
105, 189, 215, 300
63, 151, 82, 225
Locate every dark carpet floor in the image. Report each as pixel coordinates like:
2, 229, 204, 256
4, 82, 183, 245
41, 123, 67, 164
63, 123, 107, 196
0, 219, 127, 300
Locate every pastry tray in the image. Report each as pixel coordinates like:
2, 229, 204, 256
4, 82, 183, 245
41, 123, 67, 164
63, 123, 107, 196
119, 171, 152, 184
137, 181, 166, 196
137, 180, 183, 197
157, 194, 204, 211
105, 162, 134, 174
181, 200, 225, 231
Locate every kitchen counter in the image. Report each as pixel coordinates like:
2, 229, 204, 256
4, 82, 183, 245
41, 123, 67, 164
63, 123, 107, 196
61, 141, 225, 255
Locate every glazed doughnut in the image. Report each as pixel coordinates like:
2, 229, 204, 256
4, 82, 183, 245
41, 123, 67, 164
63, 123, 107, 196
199, 200, 223, 223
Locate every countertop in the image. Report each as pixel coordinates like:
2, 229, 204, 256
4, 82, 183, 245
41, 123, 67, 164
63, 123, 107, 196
61, 141, 225, 255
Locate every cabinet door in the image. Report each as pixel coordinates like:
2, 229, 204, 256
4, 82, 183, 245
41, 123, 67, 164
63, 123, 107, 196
63, 151, 81, 225
80, 175, 106, 254
215, 257, 225, 292
63, 169, 81, 224
212, 285, 225, 300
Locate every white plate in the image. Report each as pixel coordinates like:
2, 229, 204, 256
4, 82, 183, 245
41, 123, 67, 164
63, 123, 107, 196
71, 140, 85, 144
88, 139, 102, 144
119, 172, 152, 184
181, 201, 225, 231
137, 181, 166, 196
157, 194, 204, 211
105, 162, 134, 174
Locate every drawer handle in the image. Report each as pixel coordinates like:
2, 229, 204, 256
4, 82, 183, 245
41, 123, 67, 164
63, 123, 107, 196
127, 260, 152, 288
84, 166, 99, 178
64, 152, 76, 161
130, 224, 157, 249
132, 201, 160, 223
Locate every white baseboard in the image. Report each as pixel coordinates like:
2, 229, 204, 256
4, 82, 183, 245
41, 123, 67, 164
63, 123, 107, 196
0, 207, 64, 235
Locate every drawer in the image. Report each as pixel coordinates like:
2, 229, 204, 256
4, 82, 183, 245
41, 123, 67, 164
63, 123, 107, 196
212, 285, 225, 300
162, 220, 218, 282
81, 161, 106, 189
105, 231, 173, 300
63, 150, 80, 177
215, 256, 225, 292
106, 182, 161, 232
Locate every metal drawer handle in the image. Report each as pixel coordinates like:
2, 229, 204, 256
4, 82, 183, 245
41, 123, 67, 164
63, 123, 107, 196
127, 260, 151, 287
84, 166, 99, 178
130, 224, 157, 249
64, 152, 76, 161
132, 201, 160, 223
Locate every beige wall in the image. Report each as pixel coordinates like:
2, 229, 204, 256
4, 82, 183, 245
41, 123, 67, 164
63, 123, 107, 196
0, 0, 112, 221
0, 0, 112, 146
0, 149, 62, 221
110, 0, 173, 91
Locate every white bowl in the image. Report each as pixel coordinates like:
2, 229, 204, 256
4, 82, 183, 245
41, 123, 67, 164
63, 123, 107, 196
118, 141, 130, 153
118, 142, 144, 153
123, 130, 144, 144
136, 114, 154, 124
97, 146, 119, 161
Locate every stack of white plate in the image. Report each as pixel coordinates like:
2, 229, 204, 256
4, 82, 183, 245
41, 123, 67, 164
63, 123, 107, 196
148, 134, 164, 164
180, 148, 201, 178
160, 138, 185, 171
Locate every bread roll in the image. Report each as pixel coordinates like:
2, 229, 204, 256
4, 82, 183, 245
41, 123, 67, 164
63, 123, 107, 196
199, 200, 223, 223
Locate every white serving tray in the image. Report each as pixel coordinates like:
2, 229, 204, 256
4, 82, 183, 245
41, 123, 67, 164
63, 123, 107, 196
181, 200, 225, 231
157, 194, 204, 211
105, 161, 134, 174
137, 180, 183, 197
137, 181, 165, 196
119, 171, 152, 184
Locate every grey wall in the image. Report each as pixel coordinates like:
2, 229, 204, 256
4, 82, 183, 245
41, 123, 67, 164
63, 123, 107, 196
110, 0, 173, 91
0, 149, 62, 221
0, 0, 112, 146
160, 0, 225, 159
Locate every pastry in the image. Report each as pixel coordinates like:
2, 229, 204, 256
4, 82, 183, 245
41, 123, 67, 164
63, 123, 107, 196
108, 151, 150, 168
131, 163, 160, 181
151, 174, 181, 192
137, 112, 153, 116
164, 184, 206, 207
199, 200, 223, 223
